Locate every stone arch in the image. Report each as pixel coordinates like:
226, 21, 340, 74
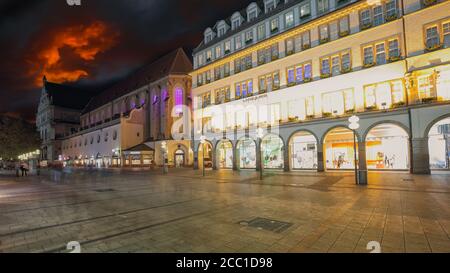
215, 139, 234, 169
363, 120, 410, 141
321, 125, 361, 144
424, 113, 450, 139
261, 133, 285, 170
287, 130, 320, 170
236, 137, 257, 169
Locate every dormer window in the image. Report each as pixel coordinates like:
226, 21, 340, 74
218, 28, 226, 37
206, 34, 212, 43
232, 19, 240, 30
204, 28, 214, 44
265, 0, 276, 13
248, 10, 257, 21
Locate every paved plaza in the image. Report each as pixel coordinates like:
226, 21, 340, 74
0, 168, 449, 253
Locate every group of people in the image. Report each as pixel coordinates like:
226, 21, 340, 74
15, 161, 30, 177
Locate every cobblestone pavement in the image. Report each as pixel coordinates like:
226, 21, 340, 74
0, 168, 449, 253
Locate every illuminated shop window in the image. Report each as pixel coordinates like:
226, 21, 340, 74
217, 140, 233, 169
366, 124, 409, 170
290, 132, 318, 170
324, 127, 357, 170
237, 138, 256, 169
428, 117, 450, 170
261, 134, 284, 169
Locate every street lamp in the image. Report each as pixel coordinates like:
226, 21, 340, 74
161, 141, 168, 174
257, 127, 264, 180
200, 135, 206, 177
348, 115, 360, 185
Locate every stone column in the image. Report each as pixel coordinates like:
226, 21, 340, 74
283, 146, 290, 172
256, 139, 261, 172
358, 142, 368, 185
317, 143, 325, 172
212, 146, 218, 171
233, 146, 240, 171
411, 137, 431, 174
193, 150, 199, 170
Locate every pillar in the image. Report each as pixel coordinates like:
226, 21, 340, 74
283, 146, 290, 172
233, 145, 239, 171
317, 143, 325, 172
256, 139, 262, 172
358, 142, 368, 185
411, 137, 431, 174
212, 146, 218, 171
193, 150, 199, 170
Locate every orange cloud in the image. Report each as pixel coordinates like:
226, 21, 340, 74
32, 21, 119, 86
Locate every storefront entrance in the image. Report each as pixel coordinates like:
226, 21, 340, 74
237, 138, 256, 169
175, 149, 185, 168
429, 117, 450, 170
324, 127, 357, 170
261, 134, 284, 169
289, 131, 318, 170
365, 123, 409, 170
216, 140, 233, 169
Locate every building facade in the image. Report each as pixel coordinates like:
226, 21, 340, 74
60, 48, 193, 168
190, 0, 450, 181
36, 77, 94, 164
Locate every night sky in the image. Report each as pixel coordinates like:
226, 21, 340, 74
0, 0, 254, 121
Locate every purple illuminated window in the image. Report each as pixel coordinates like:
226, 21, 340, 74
175, 88, 183, 114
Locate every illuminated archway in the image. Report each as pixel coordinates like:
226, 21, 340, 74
236, 138, 256, 169
428, 117, 450, 170
288, 131, 318, 170
261, 134, 284, 169
198, 141, 213, 169
216, 140, 234, 169
365, 123, 409, 170
323, 127, 357, 170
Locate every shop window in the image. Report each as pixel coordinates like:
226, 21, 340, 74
290, 132, 318, 169
261, 135, 284, 169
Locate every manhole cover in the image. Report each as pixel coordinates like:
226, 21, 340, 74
239, 217, 292, 233
94, 188, 115, 193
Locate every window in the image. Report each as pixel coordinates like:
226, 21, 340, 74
234, 54, 252, 73
205, 34, 212, 43
200, 92, 211, 108
331, 56, 340, 75
224, 41, 231, 54
198, 54, 204, 66
266, 0, 275, 12
342, 52, 351, 71
174, 87, 183, 114
339, 16, 349, 35
426, 26, 439, 48
235, 80, 253, 98
375, 43, 386, 65
218, 28, 225, 37
418, 75, 436, 99
245, 30, 253, 43
364, 80, 405, 109
443, 22, 450, 48
270, 18, 279, 33
215, 87, 231, 104
287, 62, 312, 85
206, 50, 212, 62
232, 19, 240, 30
215, 46, 222, 58
285, 11, 294, 29
235, 35, 242, 49
300, 2, 311, 18
322, 89, 354, 115
248, 10, 257, 21
317, 0, 329, 14
321, 58, 330, 75
388, 39, 400, 59
257, 43, 278, 64
285, 37, 295, 55
302, 31, 310, 48
306, 97, 315, 116
361, 9, 371, 27
257, 24, 266, 40
259, 71, 280, 92
386, 0, 397, 18
319, 25, 329, 42
363, 46, 374, 65
373, 5, 384, 26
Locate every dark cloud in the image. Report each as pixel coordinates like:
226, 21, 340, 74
0, 0, 254, 121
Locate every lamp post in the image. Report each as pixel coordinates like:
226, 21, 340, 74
257, 127, 264, 180
348, 115, 360, 185
161, 141, 168, 174
200, 135, 206, 177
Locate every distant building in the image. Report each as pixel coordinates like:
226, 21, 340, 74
190, 0, 450, 180
36, 77, 94, 163
60, 48, 193, 168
